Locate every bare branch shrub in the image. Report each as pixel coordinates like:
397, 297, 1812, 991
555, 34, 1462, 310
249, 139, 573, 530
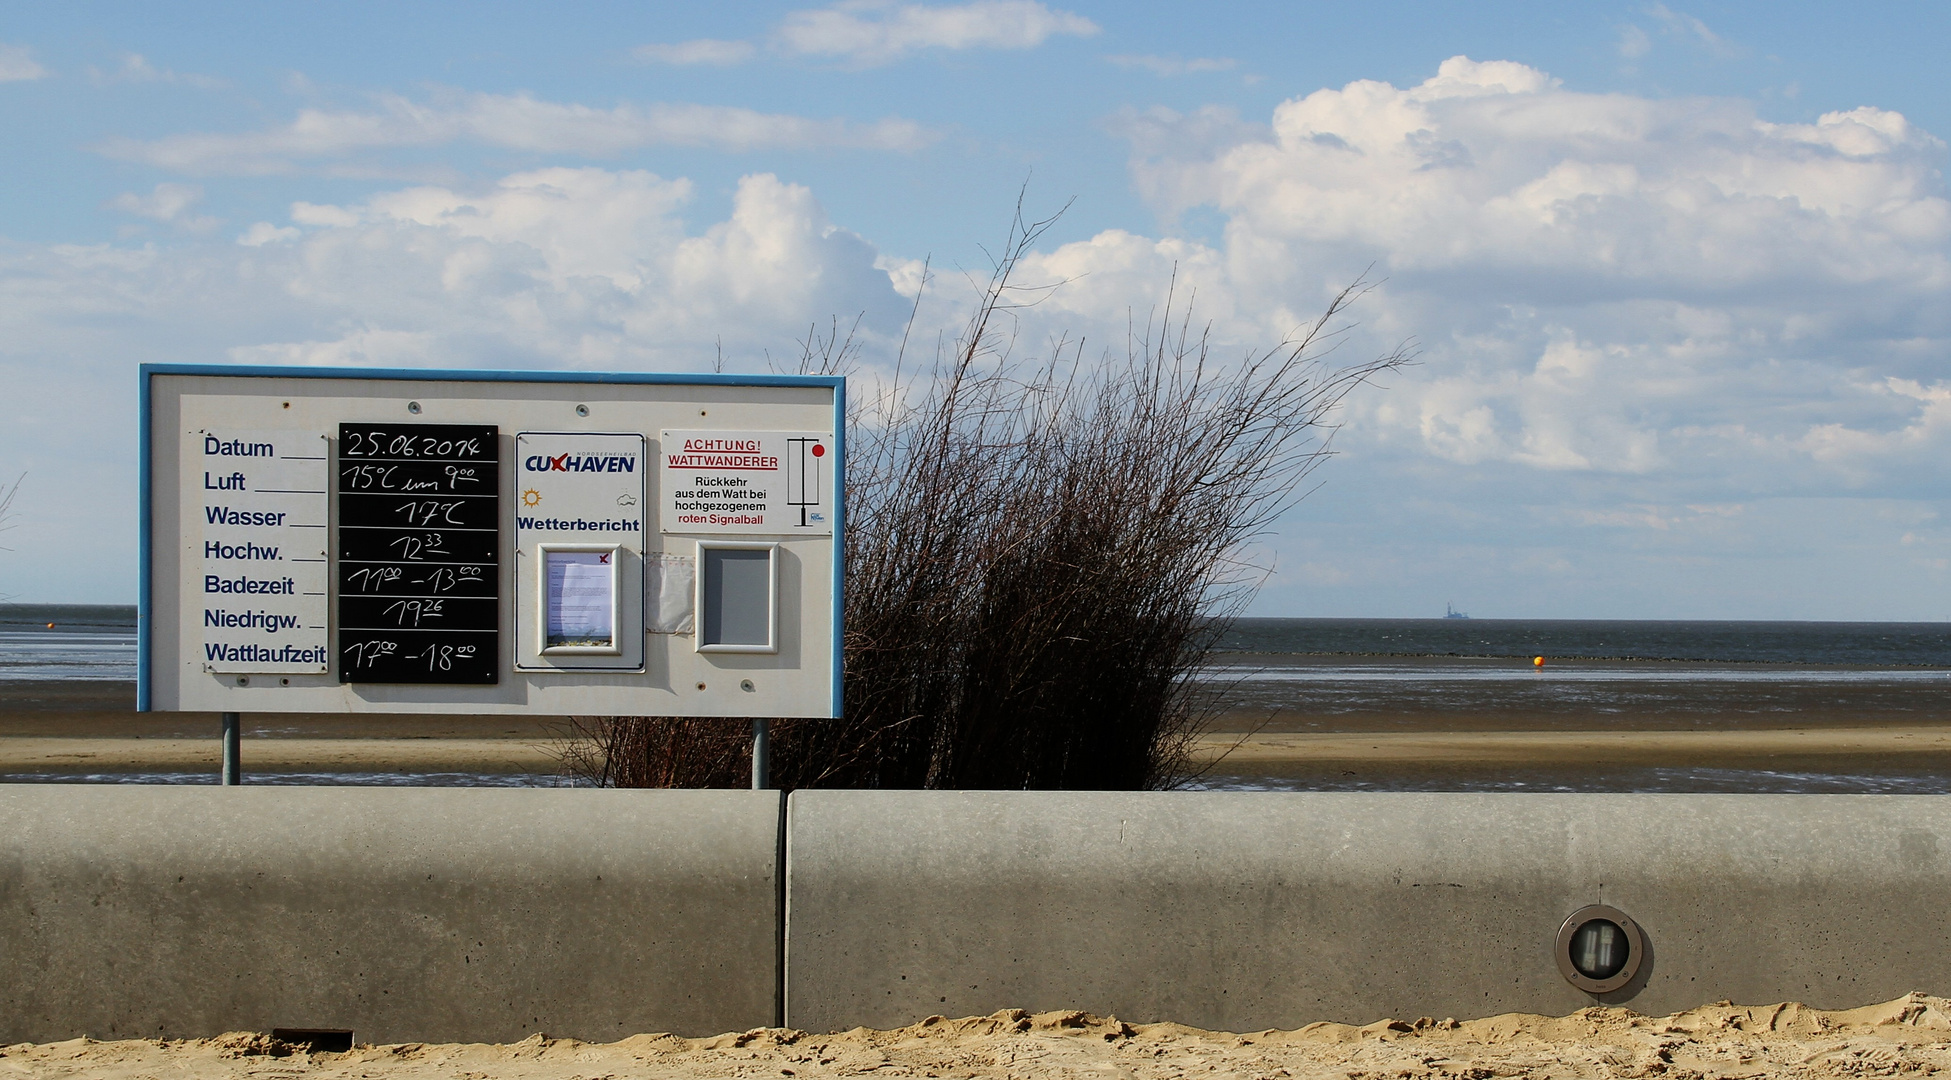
564, 206, 1411, 790
0, 472, 21, 602
557, 715, 752, 788
0, 472, 21, 546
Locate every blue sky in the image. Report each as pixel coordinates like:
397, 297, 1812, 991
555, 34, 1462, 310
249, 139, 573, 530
2, 2, 1948, 618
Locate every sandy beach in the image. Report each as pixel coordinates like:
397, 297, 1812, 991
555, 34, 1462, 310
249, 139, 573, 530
1186, 724, 1951, 790
6, 667, 1951, 785
7, 633, 1951, 786
0, 683, 571, 777
9, 995, 1951, 1080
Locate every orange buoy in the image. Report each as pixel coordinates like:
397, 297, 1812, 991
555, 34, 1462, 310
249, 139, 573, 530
1533, 656, 1545, 668
45, 622, 54, 629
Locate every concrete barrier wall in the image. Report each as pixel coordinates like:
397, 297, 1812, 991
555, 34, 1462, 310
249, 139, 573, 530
784, 792, 1951, 1032
9, 788, 1951, 1042
0, 788, 782, 1044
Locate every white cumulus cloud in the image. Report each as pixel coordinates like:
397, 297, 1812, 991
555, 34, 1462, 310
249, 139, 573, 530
1022, 56, 1951, 499
187, 168, 907, 367
8, 54, 1951, 617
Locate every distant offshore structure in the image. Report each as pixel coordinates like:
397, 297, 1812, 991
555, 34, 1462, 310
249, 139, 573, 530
1445, 602, 1470, 619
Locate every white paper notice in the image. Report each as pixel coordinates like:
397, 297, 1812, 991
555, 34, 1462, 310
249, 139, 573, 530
546, 552, 615, 648
196, 428, 330, 672
660, 430, 834, 535
646, 552, 696, 634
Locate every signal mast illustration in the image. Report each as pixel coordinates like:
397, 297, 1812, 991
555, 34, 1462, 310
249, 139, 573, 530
785, 437, 826, 527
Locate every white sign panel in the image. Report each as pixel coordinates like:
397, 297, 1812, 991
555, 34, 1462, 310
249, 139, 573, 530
194, 428, 329, 672
517, 432, 646, 542
660, 430, 834, 534
515, 431, 645, 670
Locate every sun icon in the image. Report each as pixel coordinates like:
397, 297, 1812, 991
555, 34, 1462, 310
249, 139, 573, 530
521, 488, 542, 507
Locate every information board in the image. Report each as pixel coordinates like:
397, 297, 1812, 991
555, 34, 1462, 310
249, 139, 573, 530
336, 423, 499, 684
141, 367, 842, 718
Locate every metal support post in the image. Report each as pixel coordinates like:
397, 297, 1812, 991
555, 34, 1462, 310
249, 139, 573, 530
751, 718, 770, 790
221, 712, 241, 786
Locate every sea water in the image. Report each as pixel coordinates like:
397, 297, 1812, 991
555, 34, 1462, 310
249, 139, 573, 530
3, 606, 1948, 790
1216, 617, 1951, 666
0, 605, 136, 683
1203, 619, 1951, 729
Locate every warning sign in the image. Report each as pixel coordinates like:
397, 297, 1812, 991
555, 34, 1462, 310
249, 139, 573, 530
660, 430, 833, 535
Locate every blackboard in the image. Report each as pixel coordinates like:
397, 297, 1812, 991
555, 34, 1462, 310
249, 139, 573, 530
336, 423, 500, 683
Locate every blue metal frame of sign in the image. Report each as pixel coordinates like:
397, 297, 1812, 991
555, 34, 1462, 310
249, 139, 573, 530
138, 364, 847, 717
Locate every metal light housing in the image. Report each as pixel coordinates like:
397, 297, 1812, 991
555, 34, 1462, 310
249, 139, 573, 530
1555, 904, 1645, 994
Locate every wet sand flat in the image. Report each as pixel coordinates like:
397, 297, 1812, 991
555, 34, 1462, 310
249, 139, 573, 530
7, 994, 1951, 1080
1207, 654, 1951, 733
1195, 724, 1951, 766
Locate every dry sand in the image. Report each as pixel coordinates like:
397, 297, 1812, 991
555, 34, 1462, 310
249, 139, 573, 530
1, 725, 1948, 780
1185, 727, 1951, 789
0, 696, 567, 776
0, 736, 561, 774
12, 995, 1951, 1080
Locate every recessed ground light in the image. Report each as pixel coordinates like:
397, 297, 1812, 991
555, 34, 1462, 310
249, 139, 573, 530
1555, 904, 1644, 994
